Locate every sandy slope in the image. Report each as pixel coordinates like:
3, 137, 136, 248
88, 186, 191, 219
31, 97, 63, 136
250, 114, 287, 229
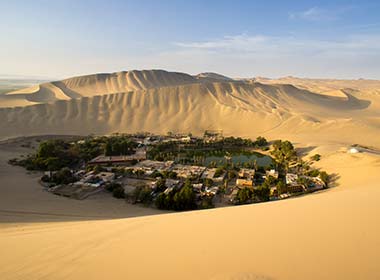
0, 78, 379, 149
0, 70, 380, 279
0, 142, 162, 224
0, 145, 379, 280
255, 76, 380, 97
0, 70, 197, 108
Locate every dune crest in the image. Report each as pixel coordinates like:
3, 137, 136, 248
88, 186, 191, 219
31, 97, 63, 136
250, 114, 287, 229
0, 79, 378, 148
0, 70, 197, 107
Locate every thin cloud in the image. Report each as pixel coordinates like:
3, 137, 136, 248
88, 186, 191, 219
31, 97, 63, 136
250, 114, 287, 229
174, 33, 380, 54
175, 34, 268, 51
289, 5, 353, 21
289, 7, 333, 21
166, 33, 380, 78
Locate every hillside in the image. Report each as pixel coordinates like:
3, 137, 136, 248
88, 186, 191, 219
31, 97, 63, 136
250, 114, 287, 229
0, 79, 379, 149
0, 70, 198, 108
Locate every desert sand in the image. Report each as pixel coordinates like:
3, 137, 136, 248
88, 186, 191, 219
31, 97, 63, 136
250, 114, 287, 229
0, 70, 379, 280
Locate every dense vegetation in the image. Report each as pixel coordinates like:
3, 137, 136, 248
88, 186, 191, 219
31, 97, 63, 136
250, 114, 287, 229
147, 136, 270, 166
155, 179, 197, 211
106, 182, 126, 199
41, 167, 77, 185
104, 137, 138, 156
234, 176, 277, 204
9, 136, 138, 171
9, 134, 330, 211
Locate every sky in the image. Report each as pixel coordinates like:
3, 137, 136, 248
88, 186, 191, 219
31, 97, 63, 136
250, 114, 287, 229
1, 0, 380, 79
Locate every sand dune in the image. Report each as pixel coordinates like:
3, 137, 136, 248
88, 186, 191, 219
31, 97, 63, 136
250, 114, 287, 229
0, 78, 379, 149
195, 72, 234, 81
0, 145, 379, 280
0, 70, 198, 108
0, 70, 380, 280
255, 76, 380, 96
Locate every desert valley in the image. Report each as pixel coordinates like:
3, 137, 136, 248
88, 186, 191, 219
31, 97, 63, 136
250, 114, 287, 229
0, 69, 380, 279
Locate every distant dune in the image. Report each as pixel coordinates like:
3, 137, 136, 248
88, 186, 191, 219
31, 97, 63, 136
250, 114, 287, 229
195, 72, 234, 81
0, 70, 379, 148
0, 70, 197, 107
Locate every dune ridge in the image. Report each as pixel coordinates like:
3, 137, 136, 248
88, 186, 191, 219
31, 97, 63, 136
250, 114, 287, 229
0, 80, 378, 148
0, 70, 198, 107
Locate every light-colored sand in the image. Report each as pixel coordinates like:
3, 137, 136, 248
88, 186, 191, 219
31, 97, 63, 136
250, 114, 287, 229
0, 73, 379, 150
0, 70, 380, 280
0, 70, 197, 108
0, 141, 163, 225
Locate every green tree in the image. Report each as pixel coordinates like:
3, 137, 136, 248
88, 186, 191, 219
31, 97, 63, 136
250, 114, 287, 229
135, 186, 153, 205
319, 171, 329, 186
235, 188, 253, 204
173, 180, 196, 211
227, 170, 236, 180
263, 175, 278, 187
255, 136, 268, 147
45, 157, 61, 171
214, 167, 224, 177
51, 167, 76, 185
276, 181, 287, 195
106, 182, 122, 192
271, 140, 297, 172
307, 169, 320, 177
105, 141, 113, 156
311, 154, 321, 161
200, 196, 214, 209
112, 185, 125, 199
155, 178, 166, 192
203, 178, 214, 188
254, 185, 270, 202
155, 193, 167, 209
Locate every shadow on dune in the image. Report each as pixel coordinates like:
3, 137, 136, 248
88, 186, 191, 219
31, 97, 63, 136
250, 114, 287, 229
296, 145, 317, 157
328, 173, 341, 189
0, 203, 169, 225
292, 85, 372, 111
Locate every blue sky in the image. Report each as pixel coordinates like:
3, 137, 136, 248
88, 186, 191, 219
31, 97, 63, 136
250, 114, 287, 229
1, 0, 380, 79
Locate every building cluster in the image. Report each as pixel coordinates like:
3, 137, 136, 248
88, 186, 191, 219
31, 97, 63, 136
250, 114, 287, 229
88, 148, 147, 166
42, 132, 326, 206
283, 173, 325, 198
46, 152, 326, 203
48, 170, 116, 199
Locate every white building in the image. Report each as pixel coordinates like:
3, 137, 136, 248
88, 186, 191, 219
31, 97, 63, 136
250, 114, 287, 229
286, 173, 298, 186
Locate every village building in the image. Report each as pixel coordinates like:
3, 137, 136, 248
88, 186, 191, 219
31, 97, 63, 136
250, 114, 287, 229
287, 184, 306, 193
201, 168, 216, 180
238, 168, 256, 180
134, 160, 174, 175
192, 183, 203, 192
302, 176, 325, 191
266, 169, 279, 179
204, 186, 219, 196
97, 172, 115, 182
270, 186, 278, 198
286, 173, 299, 186
170, 164, 206, 179
236, 178, 254, 188
163, 178, 183, 194
201, 168, 226, 182
229, 188, 240, 203
88, 149, 147, 166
